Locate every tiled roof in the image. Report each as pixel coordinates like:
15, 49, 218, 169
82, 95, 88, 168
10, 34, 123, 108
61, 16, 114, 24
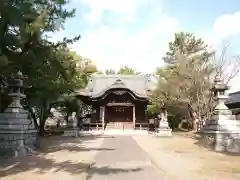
76, 74, 152, 98
225, 91, 240, 105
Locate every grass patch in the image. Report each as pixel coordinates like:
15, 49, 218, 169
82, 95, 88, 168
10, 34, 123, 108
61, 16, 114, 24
232, 167, 240, 173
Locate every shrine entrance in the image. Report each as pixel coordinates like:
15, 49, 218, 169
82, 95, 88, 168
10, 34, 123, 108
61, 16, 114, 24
105, 106, 133, 123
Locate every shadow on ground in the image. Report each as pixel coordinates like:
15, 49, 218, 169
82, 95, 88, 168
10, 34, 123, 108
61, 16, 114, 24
86, 166, 143, 180
0, 156, 142, 179
39, 135, 115, 153
0, 135, 126, 178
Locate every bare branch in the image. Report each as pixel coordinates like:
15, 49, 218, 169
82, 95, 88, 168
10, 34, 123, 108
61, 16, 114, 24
212, 45, 240, 85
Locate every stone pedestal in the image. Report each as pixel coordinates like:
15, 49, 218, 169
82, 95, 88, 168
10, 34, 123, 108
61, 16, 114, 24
157, 110, 172, 136
201, 116, 240, 153
0, 109, 39, 156
200, 73, 240, 153
157, 121, 172, 136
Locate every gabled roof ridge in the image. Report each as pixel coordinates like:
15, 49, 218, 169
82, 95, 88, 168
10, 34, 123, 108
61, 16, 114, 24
93, 74, 145, 78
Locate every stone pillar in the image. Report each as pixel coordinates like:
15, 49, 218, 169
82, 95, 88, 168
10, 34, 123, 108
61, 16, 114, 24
133, 106, 136, 130
0, 71, 38, 157
157, 108, 172, 136
200, 72, 240, 153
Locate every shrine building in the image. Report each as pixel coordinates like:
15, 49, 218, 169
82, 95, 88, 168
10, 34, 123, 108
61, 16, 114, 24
76, 74, 153, 130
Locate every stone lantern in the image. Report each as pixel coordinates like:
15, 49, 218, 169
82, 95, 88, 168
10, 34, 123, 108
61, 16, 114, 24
0, 71, 38, 157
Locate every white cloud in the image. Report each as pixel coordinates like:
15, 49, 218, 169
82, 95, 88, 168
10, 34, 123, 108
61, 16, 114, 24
200, 11, 240, 50
80, 0, 149, 24
199, 11, 240, 93
213, 11, 240, 41
70, 0, 180, 73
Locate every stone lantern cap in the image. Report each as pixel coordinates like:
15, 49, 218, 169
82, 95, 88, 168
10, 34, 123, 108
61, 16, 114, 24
211, 83, 228, 91
210, 72, 228, 92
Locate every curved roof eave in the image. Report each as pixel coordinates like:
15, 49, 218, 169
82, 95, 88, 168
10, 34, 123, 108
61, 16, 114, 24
91, 87, 149, 100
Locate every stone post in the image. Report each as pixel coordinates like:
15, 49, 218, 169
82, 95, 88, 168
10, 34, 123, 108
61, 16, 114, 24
200, 72, 240, 153
0, 71, 38, 157
133, 106, 136, 130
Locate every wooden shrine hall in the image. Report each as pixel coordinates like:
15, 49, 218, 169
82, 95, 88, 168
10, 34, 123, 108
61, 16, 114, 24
76, 74, 152, 130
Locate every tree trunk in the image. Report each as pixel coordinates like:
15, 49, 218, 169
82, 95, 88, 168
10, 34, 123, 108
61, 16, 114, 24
39, 100, 50, 136
65, 111, 70, 124
187, 104, 198, 131
39, 105, 46, 136
28, 106, 39, 130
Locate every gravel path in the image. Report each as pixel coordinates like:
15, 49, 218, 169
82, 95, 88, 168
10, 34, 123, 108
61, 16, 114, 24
87, 135, 168, 180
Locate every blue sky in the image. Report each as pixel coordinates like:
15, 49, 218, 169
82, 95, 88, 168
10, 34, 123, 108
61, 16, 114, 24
52, 0, 240, 92
163, 0, 240, 31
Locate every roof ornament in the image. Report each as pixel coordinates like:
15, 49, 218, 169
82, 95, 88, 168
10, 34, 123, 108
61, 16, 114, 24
113, 79, 124, 85
145, 74, 152, 82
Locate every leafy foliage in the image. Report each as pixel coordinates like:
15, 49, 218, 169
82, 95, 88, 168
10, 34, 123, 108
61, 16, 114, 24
117, 66, 140, 75
0, 0, 95, 135
162, 32, 211, 64
105, 69, 116, 75
97, 66, 140, 75
152, 32, 215, 130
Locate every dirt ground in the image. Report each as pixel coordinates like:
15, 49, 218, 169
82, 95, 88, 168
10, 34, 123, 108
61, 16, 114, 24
1, 133, 240, 180
0, 135, 104, 180
133, 132, 240, 180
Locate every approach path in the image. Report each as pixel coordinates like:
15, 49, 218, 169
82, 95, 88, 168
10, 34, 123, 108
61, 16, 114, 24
87, 135, 169, 180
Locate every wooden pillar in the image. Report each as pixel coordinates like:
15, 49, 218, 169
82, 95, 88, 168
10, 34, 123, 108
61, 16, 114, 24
100, 106, 105, 130
133, 106, 136, 130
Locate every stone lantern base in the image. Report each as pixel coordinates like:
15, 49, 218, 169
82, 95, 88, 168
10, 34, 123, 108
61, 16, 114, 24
0, 109, 39, 157
200, 118, 240, 153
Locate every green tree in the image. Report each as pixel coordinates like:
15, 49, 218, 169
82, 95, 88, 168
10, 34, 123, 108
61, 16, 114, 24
105, 69, 116, 75
117, 66, 140, 75
0, 0, 93, 135
24, 49, 92, 135
152, 32, 215, 130
95, 71, 104, 75
162, 32, 212, 64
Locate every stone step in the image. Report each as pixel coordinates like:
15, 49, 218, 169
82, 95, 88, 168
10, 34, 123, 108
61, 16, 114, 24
104, 129, 149, 135
106, 122, 133, 130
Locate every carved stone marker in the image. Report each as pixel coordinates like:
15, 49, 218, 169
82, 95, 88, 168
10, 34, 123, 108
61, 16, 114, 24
0, 71, 38, 157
